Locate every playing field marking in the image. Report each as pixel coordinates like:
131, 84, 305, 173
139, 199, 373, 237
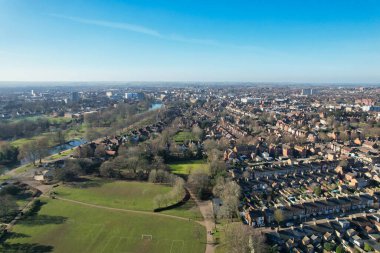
169, 240, 185, 253
113, 236, 127, 253
101, 236, 120, 253
114, 236, 144, 253
84, 224, 105, 253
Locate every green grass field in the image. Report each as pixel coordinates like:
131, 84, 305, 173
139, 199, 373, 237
10, 134, 49, 147
173, 131, 198, 143
55, 180, 173, 211
3, 198, 206, 253
161, 196, 203, 221
53, 180, 203, 220
168, 160, 209, 175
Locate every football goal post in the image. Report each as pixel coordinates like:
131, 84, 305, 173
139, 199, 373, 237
141, 234, 153, 240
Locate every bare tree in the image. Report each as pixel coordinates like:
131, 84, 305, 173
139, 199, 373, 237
225, 223, 269, 253
19, 142, 38, 166
213, 178, 241, 221
192, 125, 203, 140
55, 129, 66, 146
188, 171, 210, 199
36, 136, 50, 164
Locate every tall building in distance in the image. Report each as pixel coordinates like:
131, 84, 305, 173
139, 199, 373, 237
301, 88, 315, 96
125, 92, 144, 100
71, 91, 80, 102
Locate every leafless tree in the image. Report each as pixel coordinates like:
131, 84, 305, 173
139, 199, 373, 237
19, 142, 38, 166
225, 223, 269, 253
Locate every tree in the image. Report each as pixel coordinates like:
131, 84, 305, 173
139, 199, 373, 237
151, 156, 166, 171
188, 171, 211, 199
225, 223, 269, 253
207, 149, 223, 163
55, 129, 66, 146
99, 161, 118, 178
212, 177, 227, 197
152, 176, 186, 209
274, 209, 285, 226
64, 159, 84, 175
153, 194, 164, 208
36, 137, 50, 164
52, 167, 78, 182
148, 169, 176, 184
19, 142, 38, 166
148, 169, 158, 183
213, 179, 241, 220
0, 195, 18, 222
0, 142, 19, 165
203, 139, 219, 153
209, 159, 227, 178
192, 125, 203, 140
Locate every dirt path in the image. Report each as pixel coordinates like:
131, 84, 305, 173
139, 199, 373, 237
187, 189, 216, 253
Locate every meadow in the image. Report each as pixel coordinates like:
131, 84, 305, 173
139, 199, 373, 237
173, 131, 198, 143
168, 160, 209, 175
3, 198, 206, 253
55, 180, 173, 211
3, 180, 206, 253
54, 179, 203, 220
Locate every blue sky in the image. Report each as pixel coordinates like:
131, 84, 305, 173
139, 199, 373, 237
0, 0, 379, 83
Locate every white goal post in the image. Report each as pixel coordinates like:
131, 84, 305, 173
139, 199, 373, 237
141, 234, 153, 240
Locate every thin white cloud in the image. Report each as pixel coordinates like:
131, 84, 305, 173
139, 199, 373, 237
50, 14, 162, 37
49, 13, 287, 56
49, 14, 221, 46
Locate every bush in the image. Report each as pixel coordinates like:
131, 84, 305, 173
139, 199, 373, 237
148, 169, 176, 185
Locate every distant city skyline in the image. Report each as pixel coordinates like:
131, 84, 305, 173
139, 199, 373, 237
1, 0, 380, 83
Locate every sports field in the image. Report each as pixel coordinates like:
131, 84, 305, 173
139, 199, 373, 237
3, 198, 206, 253
168, 160, 209, 175
55, 180, 173, 211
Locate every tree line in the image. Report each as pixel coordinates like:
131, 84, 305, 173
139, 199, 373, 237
0, 143, 19, 166
0, 117, 73, 140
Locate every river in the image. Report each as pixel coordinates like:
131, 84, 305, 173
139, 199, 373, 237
149, 103, 163, 111
0, 138, 86, 175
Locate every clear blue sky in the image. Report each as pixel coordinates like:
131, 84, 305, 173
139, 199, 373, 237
0, 0, 379, 83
